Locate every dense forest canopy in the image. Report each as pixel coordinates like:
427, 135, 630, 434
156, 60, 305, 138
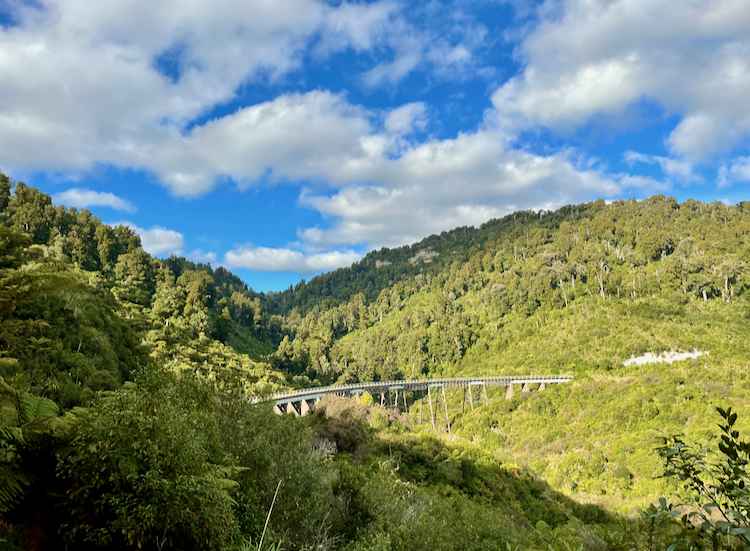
2, 170, 750, 550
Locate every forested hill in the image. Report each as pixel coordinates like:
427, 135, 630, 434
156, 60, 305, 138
5, 169, 750, 550
0, 171, 285, 406
265, 221, 483, 315
270, 193, 750, 524
265, 196, 749, 316
272, 195, 750, 383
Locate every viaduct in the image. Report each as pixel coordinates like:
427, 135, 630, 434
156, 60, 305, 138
260, 375, 572, 432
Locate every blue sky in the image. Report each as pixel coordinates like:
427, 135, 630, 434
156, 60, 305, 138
1, 0, 749, 292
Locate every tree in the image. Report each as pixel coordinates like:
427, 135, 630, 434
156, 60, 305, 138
0, 381, 73, 549
177, 270, 215, 335
94, 223, 121, 272
0, 170, 11, 216
6, 182, 57, 245
151, 267, 186, 327
60, 373, 240, 551
0, 381, 64, 514
113, 248, 155, 307
656, 406, 750, 549
0, 225, 76, 362
717, 258, 746, 301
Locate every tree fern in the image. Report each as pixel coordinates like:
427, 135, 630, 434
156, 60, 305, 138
0, 381, 67, 514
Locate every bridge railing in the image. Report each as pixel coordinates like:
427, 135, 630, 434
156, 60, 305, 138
261, 375, 573, 405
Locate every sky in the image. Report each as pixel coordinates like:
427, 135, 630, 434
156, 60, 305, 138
0, 0, 749, 292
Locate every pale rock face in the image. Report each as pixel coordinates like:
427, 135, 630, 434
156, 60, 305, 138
408, 249, 438, 265
623, 349, 707, 367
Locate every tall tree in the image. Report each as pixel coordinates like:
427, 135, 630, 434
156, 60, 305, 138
0, 170, 11, 216
6, 182, 57, 245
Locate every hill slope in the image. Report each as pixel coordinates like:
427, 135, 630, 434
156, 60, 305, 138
271, 195, 750, 509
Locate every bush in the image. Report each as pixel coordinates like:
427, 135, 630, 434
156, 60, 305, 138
60, 373, 239, 551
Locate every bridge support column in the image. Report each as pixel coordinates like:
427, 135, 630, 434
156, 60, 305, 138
468, 386, 474, 410
505, 384, 515, 400
300, 399, 313, 416
428, 387, 436, 431
483, 384, 489, 407
442, 386, 450, 434
286, 402, 300, 417
522, 382, 531, 394
420, 394, 424, 425
273, 404, 284, 415
538, 382, 546, 392
403, 391, 408, 423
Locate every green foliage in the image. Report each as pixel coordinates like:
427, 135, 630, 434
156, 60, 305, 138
656, 406, 750, 549
0, 381, 63, 513
6, 177, 750, 551
216, 399, 337, 547
60, 372, 241, 550
272, 196, 750, 509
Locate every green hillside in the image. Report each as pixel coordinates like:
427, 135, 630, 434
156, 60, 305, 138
271, 195, 750, 514
3, 172, 750, 550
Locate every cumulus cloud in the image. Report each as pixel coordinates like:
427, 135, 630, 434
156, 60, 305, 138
118, 88, 663, 253
53, 188, 137, 212
491, 0, 750, 160
147, 91, 372, 195
4, 0, 746, 277
0, 0, 488, 182
111, 222, 184, 256
224, 245, 361, 273
136, 226, 185, 256
295, 136, 637, 249
718, 157, 750, 187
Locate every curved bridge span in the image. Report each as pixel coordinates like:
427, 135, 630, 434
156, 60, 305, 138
262, 375, 573, 429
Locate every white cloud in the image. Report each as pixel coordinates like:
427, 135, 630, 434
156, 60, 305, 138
4, 0, 742, 275
293, 131, 635, 250
53, 187, 137, 212
718, 157, 750, 187
384, 102, 427, 135
491, 0, 750, 160
624, 151, 701, 182
0, 0, 489, 183
224, 245, 361, 273
105, 89, 658, 252
147, 91, 372, 195
111, 222, 184, 256
188, 249, 218, 263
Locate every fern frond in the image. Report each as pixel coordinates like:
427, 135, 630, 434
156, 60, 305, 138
0, 463, 29, 514
19, 394, 59, 425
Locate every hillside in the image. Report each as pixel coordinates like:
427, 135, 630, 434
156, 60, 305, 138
272, 195, 750, 510
3, 173, 750, 551
265, 206, 600, 316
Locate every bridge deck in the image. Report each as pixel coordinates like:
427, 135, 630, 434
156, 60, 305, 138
264, 375, 572, 406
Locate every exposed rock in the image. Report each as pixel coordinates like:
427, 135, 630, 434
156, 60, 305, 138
623, 349, 707, 367
408, 249, 438, 265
